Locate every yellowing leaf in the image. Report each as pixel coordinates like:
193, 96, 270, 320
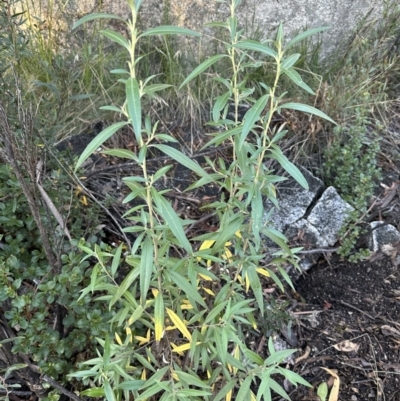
80, 195, 88, 206
152, 288, 159, 297
135, 329, 150, 345
171, 342, 201, 354
256, 267, 271, 277
171, 370, 179, 381
181, 299, 193, 309
321, 368, 340, 401
222, 247, 233, 261
225, 390, 232, 401
126, 327, 132, 343
235, 230, 242, 238
198, 273, 213, 281
199, 239, 216, 251
203, 288, 215, 296
115, 332, 123, 345
141, 369, 146, 380
250, 391, 257, 401
245, 272, 250, 292
166, 308, 192, 341
197, 239, 216, 266
154, 292, 164, 342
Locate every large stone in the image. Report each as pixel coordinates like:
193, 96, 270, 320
368, 222, 400, 253
264, 167, 324, 233
24, 0, 384, 59
306, 186, 354, 246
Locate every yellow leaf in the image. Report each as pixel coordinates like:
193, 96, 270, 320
222, 247, 233, 262
126, 327, 132, 343
171, 370, 179, 381
256, 267, 270, 278
170, 342, 184, 356
250, 391, 257, 401
199, 239, 216, 251
197, 239, 216, 266
171, 341, 201, 354
181, 299, 193, 309
235, 230, 242, 238
80, 195, 88, 206
203, 287, 215, 296
115, 332, 123, 345
321, 368, 340, 401
154, 292, 164, 342
166, 308, 192, 341
232, 345, 240, 375
225, 390, 232, 401
135, 329, 150, 345
141, 369, 146, 380
152, 289, 159, 297
198, 273, 213, 281
245, 272, 250, 292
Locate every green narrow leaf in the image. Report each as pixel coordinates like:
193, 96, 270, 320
317, 382, 328, 401
153, 165, 173, 183
213, 215, 242, 251
213, 91, 230, 122
246, 266, 263, 314
126, 77, 142, 144
204, 300, 229, 324
282, 68, 315, 95
280, 102, 336, 124
100, 105, 125, 113
139, 26, 201, 38
276, 23, 284, 43
111, 243, 123, 277
152, 144, 211, 179
251, 188, 263, 250
213, 379, 237, 401
268, 147, 308, 190
101, 29, 131, 52
72, 13, 126, 30
109, 266, 140, 307
202, 126, 242, 148
140, 237, 153, 305
103, 334, 111, 366
239, 94, 269, 147
81, 388, 105, 397
144, 83, 173, 95
174, 371, 211, 389
285, 26, 330, 50
179, 55, 228, 88
281, 53, 300, 70
235, 376, 252, 401
169, 271, 207, 308
151, 189, 192, 253
116, 380, 146, 391
75, 121, 128, 171
104, 380, 117, 401
102, 148, 138, 160
233, 40, 277, 58
269, 378, 291, 400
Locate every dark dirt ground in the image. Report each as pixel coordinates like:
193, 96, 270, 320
288, 256, 400, 401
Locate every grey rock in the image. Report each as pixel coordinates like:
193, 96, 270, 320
306, 186, 354, 246
368, 222, 400, 253
264, 167, 324, 233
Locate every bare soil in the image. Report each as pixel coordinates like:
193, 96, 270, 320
288, 256, 400, 401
